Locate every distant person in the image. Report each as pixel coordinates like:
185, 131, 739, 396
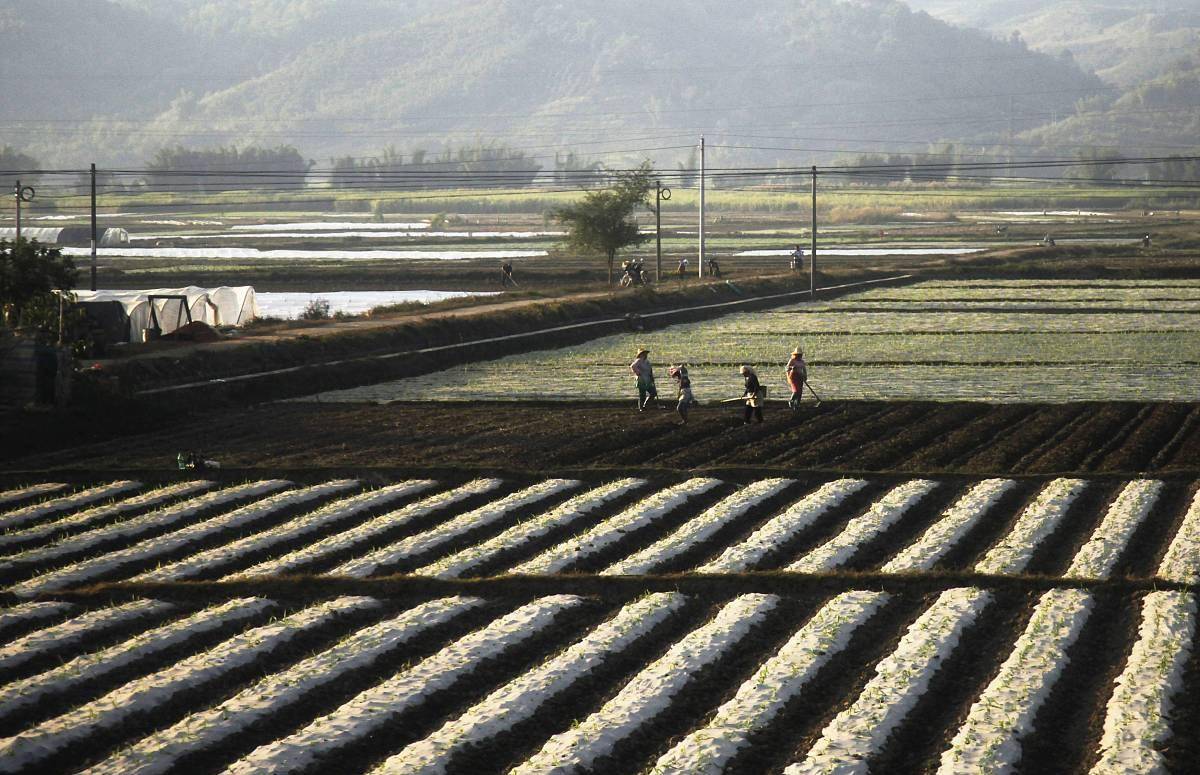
630, 348, 659, 411
669, 364, 695, 425
790, 244, 805, 272
786, 347, 807, 412
1143, 233, 1153, 248
678, 256, 689, 279
1042, 234, 1056, 247
740, 365, 765, 424
500, 261, 516, 287
630, 258, 645, 286
708, 256, 722, 278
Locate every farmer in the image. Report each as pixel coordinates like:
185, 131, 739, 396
740, 365, 765, 424
785, 347, 807, 412
678, 256, 689, 278
630, 348, 659, 411
669, 364, 695, 424
708, 255, 722, 278
500, 261, 515, 287
1143, 233, 1153, 248
790, 244, 804, 272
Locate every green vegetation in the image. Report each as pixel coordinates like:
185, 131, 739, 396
312, 279, 1200, 403
554, 163, 654, 286
0, 239, 77, 329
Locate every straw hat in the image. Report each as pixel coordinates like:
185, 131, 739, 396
791, 347, 803, 356
636, 348, 650, 357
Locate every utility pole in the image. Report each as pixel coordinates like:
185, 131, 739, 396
698, 135, 706, 278
655, 181, 671, 283
90, 163, 98, 291
810, 165, 818, 296
13, 180, 34, 242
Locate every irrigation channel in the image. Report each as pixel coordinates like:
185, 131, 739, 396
0, 472, 1197, 774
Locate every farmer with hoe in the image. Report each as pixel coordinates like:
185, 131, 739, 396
669, 364, 695, 425
786, 347, 807, 412
790, 244, 804, 272
740, 365, 765, 424
630, 348, 660, 411
500, 261, 517, 287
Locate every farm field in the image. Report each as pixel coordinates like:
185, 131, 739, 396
0, 474, 1197, 773
25, 198, 1189, 293
302, 279, 1200, 403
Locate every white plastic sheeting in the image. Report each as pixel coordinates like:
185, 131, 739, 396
0, 227, 128, 246
73, 286, 257, 339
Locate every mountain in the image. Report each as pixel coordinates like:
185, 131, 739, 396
906, 0, 1200, 87
1021, 47, 1200, 155
1, 0, 1106, 167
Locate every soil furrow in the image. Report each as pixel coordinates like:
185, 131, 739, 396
357, 484, 586, 577
445, 596, 716, 775
596, 596, 825, 775
848, 404, 988, 471
0, 486, 367, 590
1080, 404, 1156, 471
868, 590, 1032, 773
725, 593, 932, 774
845, 481, 970, 571
165, 599, 515, 775
31, 601, 386, 775
455, 482, 658, 578
0, 604, 181, 687
737, 482, 893, 571
1152, 405, 1200, 472
903, 404, 1037, 471
645, 480, 812, 574
556, 483, 738, 574
1008, 406, 1097, 473
179, 482, 462, 581
957, 405, 1084, 473
1020, 404, 1142, 474
303, 601, 607, 775
0, 603, 279, 737
1097, 403, 1193, 472
928, 480, 1043, 572
1024, 481, 1123, 577
269, 483, 526, 576
1110, 480, 1197, 579
1160, 611, 1200, 773
1018, 591, 1139, 774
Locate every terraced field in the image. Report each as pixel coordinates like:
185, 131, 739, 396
1, 475, 1197, 773
302, 279, 1200, 403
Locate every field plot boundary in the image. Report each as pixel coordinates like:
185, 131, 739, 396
135, 274, 912, 398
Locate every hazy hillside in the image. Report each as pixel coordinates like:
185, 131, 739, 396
2, 0, 1106, 167
907, 0, 1200, 86
1022, 47, 1200, 153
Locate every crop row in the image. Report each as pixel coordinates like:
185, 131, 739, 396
0, 587, 1193, 773
2, 475, 1199, 597
296, 278, 1200, 404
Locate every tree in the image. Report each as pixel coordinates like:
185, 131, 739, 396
554, 162, 654, 287
0, 240, 77, 329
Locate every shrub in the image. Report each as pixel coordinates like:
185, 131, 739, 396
299, 299, 331, 320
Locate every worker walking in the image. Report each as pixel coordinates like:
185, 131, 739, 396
740, 365, 765, 424
786, 347, 807, 412
630, 348, 659, 411
669, 364, 695, 425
